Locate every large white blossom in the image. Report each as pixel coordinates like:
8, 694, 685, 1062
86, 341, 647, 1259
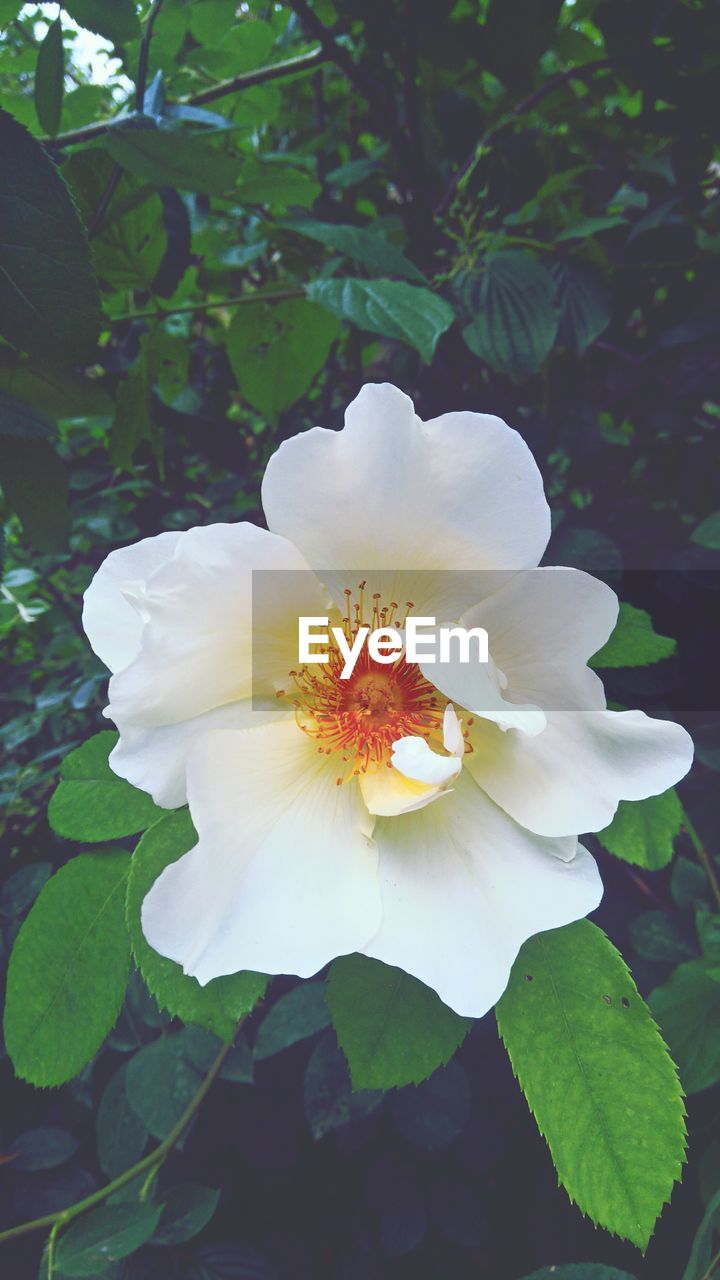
83, 384, 693, 1017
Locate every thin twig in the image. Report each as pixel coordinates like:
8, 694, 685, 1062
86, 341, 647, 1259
0, 1034, 236, 1249
434, 59, 613, 216
683, 808, 720, 910
114, 287, 306, 323
44, 48, 325, 148
135, 0, 166, 112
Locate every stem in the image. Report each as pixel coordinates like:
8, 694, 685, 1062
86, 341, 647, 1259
683, 808, 720, 910
0, 1037, 234, 1249
114, 286, 306, 322
135, 0, 165, 112
701, 1245, 720, 1280
45, 48, 324, 148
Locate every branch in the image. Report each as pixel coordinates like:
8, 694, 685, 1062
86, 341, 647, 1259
135, 0, 166, 112
45, 47, 325, 149
113, 286, 306, 323
0, 1033, 237, 1249
434, 59, 613, 217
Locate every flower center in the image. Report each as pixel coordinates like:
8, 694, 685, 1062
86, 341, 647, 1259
279, 584, 446, 783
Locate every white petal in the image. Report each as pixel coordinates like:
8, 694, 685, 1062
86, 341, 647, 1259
141, 723, 380, 983
106, 522, 329, 730
459, 567, 618, 712
419, 648, 546, 735
443, 703, 465, 757
359, 763, 449, 818
83, 530, 183, 673
391, 736, 462, 787
467, 708, 694, 838
262, 384, 550, 584
107, 698, 289, 808
362, 772, 600, 1018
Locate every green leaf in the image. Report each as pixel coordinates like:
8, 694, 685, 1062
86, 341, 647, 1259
0, 108, 100, 361
649, 960, 720, 1095
0, 387, 55, 439
254, 982, 331, 1061
596, 790, 683, 870
105, 126, 242, 198
62, 0, 140, 43
187, 1242, 278, 1280
54, 1204, 161, 1277
389, 1059, 470, 1149
234, 160, 321, 209
4, 850, 131, 1086
590, 602, 676, 668
65, 151, 167, 292
96, 1063, 148, 1178
682, 1182, 720, 1280
151, 1184, 221, 1246
461, 252, 559, 378
48, 731, 165, 842
0, 434, 71, 551
496, 921, 686, 1249
287, 219, 425, 282
556, 216, 628, 241
125, 1032, 204, 1140
691, 512, 720, 550
552, 261, 611, 355
0, 861, 51, 917
303, 1031, 381, 1140
34, 18, 64, 136
9, 1126, 79, 1171
226, 298, 338, 424
307, 278, 455, 363
126, 810, 268, 1043
326, 955, 471, 1090
629, 910, 696, 963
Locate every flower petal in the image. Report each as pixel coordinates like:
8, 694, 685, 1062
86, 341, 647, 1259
362, 772, 600, 1017
107, 698, 289, 809
141, 723, 380, 983
262, 384, 551, 589
106, 522, 329, 730
467, 709, 694, 838
82, 530, 183, 673
459, 566, 618, 712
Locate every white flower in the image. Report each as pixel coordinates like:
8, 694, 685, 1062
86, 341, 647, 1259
83, 384, 693, 1017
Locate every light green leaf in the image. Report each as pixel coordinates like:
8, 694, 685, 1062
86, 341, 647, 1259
691, 512, 720, 550
4, 850, 131, 1086
96, 1063, 148, 1179
552, 260, 611, 355
151, 1184, 221, 1246
596, 790, 683, 869
326, 955, 471, 1090
307, 278, 455, 362
48, 731, 165, 842
34, 18, 64, 136
287, 219, 425, 282
126, 810, 268, 1043
254, 982, 331, 1060
0, 435, 71, 551
62, 0, 140, 42
496, 921, 686, 1249
461, 252, 558, 378
227, 298, 338, 424
0, 107, 100, 361
590, 602, 676, 668
106, 126, 242, 198
649, 960, 720, 1095
54, 1204, 161, 1276
65, 151, 167, 293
